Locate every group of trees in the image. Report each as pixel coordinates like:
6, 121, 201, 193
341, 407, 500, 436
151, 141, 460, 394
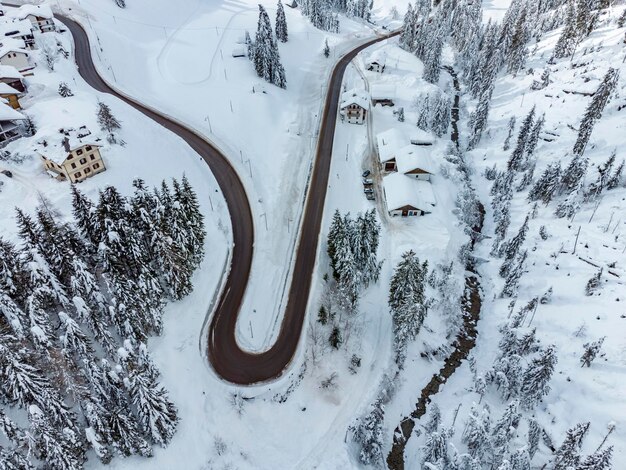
247, 4, 287, 88
299, 0, 372, 33
0, 176, 206, 468
415, 89, 452, 137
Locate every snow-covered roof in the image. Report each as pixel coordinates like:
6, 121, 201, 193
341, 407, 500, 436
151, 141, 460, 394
0, 19, 34, 38
0, 82, 20, 95
0, 103, 24, 121
367, 49, 387, 66
340, 88, 369, 110
396, 145, 436, 175
383, 172, 434, 212
371, 84, 395, 100
0, 42, 28, 59
0, 64, 23, 80
376, 127, 405, 163
410, 128, 435, 145
36, 126, 102, 164
8, 3, 54, 20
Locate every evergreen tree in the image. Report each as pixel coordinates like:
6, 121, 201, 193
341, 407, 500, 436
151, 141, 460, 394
585, 268, 603, 296
432, 94, 451, 137
527, 162, 561, 204
525, 113, 545, 162
323, 38, 330, 57
499, 214, 529, 277
423, 34, 444, 84
506, 7, 530, 75
586, 152, 615, 201
520, 345, 557, 410
553, 422, 590, 469
108, 407, 153, 457
555, 179, 583, 219
422, 429, 452, 468
245, 30, 254, 58
573, 68, 620, 155
114, 0, 126, 8
328, 326, 342, 349
501, 250, 527, 298
507, 106, 536, 171
397, 107, 405, 122
58, 82, 73, 97
580, 337, 605, 367
416, 94, 431, 131
554, 0, 578, 59
97, 101, 122, 143
577, 446, 613, 470
22, 115, 36, 136
606, 159, 624, 190
351, 399, 385, 465
275, 0, 288, 43
129, 371, 179, 447
462, 406, 492, 463
503, 116, 516, 151
0, 291, 26, 339
468, 84, 494, 150
388, 251, 428, 362
253, 5, 287, 88
527, 418, 541, 459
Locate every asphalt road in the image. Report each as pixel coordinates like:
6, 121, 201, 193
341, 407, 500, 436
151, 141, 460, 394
55, 11, 397, 384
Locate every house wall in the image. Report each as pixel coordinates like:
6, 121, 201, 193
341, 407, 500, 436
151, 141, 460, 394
1, 93, 21, 109
26, 15, 55, 33
0, 78, 25, 93
0, 120, 21, 147
0, 53, 29, 71
343, 104, 366, 124
62, 146, 106, 183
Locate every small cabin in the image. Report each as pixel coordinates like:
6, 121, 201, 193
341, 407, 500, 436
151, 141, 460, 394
366, 50, 386, 73
0, 65, 25, 92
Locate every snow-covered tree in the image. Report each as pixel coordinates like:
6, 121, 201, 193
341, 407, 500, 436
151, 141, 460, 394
553, 422, 590, 469
527, 162, 561, 204
580, 336, 605, 367
585, 268, 603, 296
323, 38, 330, 57
351, 399, 385, 465
275, 0, 288, 43
578, 446, 613, 470
507, 106, 535, 171
573, 68, 620, 155
527, 418, 541, 459
58, 82, 74, 97
503, 116, 516, 151
97, 101, 122, 143
554, 0, 578, 59
253, 5, 287, 88
520, 345, 557, 410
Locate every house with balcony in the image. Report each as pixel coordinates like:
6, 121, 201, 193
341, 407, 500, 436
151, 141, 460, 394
9, 4, 55, 34
339, 88, 369, 124
0, 103, 24, 147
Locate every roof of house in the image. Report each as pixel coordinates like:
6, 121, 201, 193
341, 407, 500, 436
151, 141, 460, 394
0, 102, 24, 121
0, 64, 22, 80
0, 19, 34, 38
37, 126, 102, 164
410, 128, 435, 145
395, 145, 436, 175
0, 82, 20, 95
376, 127, 405, 163
367, 49, 387, 66
383, 172, 434, 212
371, 84, 395, 100
9, 3, 54, 20
340, 88, 369, 110
0, 42, 29, 59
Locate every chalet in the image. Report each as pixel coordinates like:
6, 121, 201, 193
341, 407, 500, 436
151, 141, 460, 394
340, 88, 369, 125
376, 128, 404, 172
382, 172, 436, 217
0, 20, 36, 49
0, 103, 24, 147
39, 127, 106, 183
410, 128, 435, 146
370, 84, 395, 107
0, 65, 25, 92
0, 82, 22, 109
0, 46, 32, 75
395, 145, 435, 181
9, 4, 55, 34
366, 50, 386, 73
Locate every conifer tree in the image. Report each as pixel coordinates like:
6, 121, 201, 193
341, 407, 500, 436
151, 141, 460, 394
499, 214, 529, 277
58, 82, 73, 97
503, 116, 516, 151
501, 250, 527, 298
606, 159, 624, 190
527, 418, 541, 459
254, 5, 287, 88
554, 0, 578, 59
462, 406, 492, 463
323, 38, 330, 58
555, 179, 583, 219
585, 268, 603, 296
586, 152, 615, 201
507, 107, 535, 171
580, 337, 605, 367
527, 162, 561, 204
97, 101, 122, 143
275, 0, 288, 43
578, 446, 613, 470
520, 345, 557, 410
130, 371, 179, 447
468, 84, 494, 150
573, 68, 620, 156
553, 422, 590, 469
351, 399, 385, 465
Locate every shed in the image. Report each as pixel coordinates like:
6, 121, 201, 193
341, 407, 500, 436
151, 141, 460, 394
376, 127, 405, 171
395, 145, 435, 181
371, 84, 395, 107
410, 128, 435, 146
